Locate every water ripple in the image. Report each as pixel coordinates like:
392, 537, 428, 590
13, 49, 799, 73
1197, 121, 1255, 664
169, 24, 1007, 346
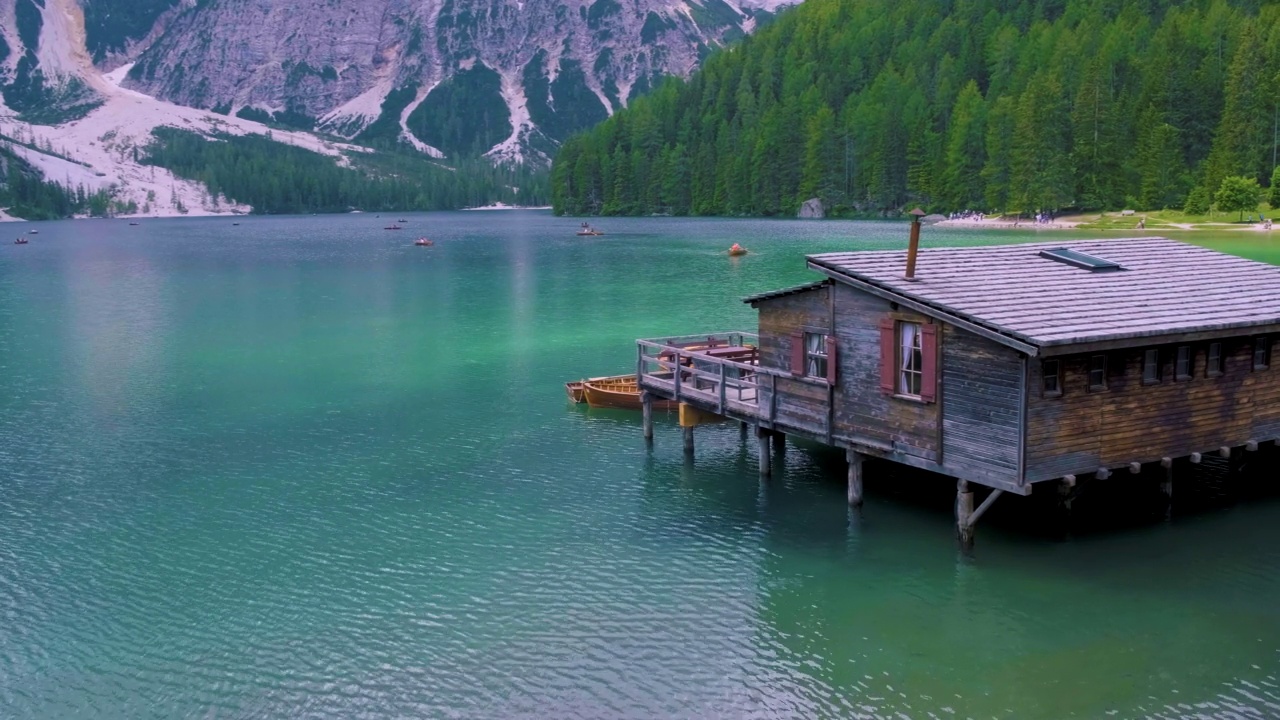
1, 215, 1278, 718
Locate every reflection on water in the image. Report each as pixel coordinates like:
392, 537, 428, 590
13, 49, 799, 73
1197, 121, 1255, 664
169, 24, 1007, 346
0, 213, 1277, 718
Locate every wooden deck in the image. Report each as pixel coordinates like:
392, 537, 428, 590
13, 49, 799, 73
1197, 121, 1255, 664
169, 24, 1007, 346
637, 332, 769, 421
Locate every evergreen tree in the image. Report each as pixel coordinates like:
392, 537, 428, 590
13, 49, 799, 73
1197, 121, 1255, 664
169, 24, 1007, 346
1203, 24, 1271, 191
941, 81, 987, 211
798, 104, 839, 206
981, 96, 1016, 212
1136, 114, 1185, 210
1071, 59, 1122, 209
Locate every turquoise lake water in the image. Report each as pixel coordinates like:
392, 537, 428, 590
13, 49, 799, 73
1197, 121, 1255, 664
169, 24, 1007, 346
1, 212, 1278, 718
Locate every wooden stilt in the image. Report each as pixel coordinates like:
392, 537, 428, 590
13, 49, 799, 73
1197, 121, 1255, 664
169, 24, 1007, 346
641, 392, 654, 443
846, 449, 864, 508
1058, 477, 1075, 533
739, 421, 748, 441
756, 426, 771, 477
771, 431, 786, 454
1160, 457, 1173, 521
683, 426, 694, 455
956, 479, 974, 548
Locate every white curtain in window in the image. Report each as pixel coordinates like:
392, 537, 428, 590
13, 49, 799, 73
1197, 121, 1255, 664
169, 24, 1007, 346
900, 323, 918, 390
806, 333, 825, 376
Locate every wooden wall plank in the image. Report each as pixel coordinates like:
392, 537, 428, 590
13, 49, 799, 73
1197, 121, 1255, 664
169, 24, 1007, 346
1025, 338, 1280, 481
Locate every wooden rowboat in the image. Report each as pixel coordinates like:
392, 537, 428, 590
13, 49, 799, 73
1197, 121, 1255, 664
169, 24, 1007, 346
583, 375, 678, 411
566, 373, 628, 403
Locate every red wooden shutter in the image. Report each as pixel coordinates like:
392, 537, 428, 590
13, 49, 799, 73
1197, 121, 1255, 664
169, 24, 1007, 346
825, 335, 838, 384
790, 331, 805, 375
878, 318, 896, 394
921, 323, 938, 402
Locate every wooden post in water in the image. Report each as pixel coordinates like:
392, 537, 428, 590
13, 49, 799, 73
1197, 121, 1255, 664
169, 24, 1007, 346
846, 448, 864, 508
683, 426, 694, 455
1160, 457, 1173, 521
756, 426, 772, 477
1058, 476, 1076, 534
772, 431, 786, 455
956, 479, 975, 548
641, 392, 654, 444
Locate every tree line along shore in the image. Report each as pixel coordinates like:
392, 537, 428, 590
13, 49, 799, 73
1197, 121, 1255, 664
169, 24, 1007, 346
551, 0, 1280, 221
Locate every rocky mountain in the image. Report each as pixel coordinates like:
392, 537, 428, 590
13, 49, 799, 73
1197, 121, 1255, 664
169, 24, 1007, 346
47, 0, 793, 163
0, 0, 796, 218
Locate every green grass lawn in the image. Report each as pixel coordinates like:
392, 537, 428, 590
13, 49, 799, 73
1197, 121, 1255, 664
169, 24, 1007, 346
1071, 207, 1277, 230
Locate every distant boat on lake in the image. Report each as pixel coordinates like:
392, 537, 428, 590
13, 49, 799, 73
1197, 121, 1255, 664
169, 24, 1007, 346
385, 224, 402, 230
577, 223, 604, 236
415, 238, 433, 246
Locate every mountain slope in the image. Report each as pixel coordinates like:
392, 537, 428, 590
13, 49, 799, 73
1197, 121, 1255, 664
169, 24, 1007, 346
118, 0, 797, 164
0, 0, 436, 218
0, 0, 798, 219
552, 0, 1279, 217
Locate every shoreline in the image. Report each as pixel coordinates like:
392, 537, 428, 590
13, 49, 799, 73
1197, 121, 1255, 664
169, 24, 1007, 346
934, 217, 1279, 233
460, 203, 552, 211
0, 205, 554, 222
933, 218, 1082, 230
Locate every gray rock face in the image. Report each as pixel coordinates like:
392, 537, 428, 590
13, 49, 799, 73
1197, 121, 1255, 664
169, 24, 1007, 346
798, 197, 824, 219
112, 0, 800, 163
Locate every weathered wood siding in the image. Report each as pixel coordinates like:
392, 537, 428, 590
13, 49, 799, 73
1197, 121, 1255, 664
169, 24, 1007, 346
940, 324, 1024, 486
1026, 339, 1280, 481
756, 286, 832, 438
829, 283, 940, 461
755, 282, 1028, 489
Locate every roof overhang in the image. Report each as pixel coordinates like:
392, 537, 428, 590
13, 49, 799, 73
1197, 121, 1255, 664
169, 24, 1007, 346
742, 279, 830, 305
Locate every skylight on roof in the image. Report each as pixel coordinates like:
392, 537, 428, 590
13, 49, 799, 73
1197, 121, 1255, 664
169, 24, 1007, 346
1038, 247, 1124, 272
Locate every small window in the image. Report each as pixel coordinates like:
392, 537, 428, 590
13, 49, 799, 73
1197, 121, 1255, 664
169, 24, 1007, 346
1254, 336, 1270, 370
1088, 354, 1108, 391
1042, 359, 1062, 397
898, 321, 923, 397
1038, 247, 1124, 272
1207, 342, 1224, 377
803, 332, 828, 379
1175, 345, 1192, 381
1142, 348, 1161, 385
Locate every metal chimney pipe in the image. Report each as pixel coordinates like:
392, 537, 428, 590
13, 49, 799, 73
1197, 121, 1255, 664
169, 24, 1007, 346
904, 208, 925, 281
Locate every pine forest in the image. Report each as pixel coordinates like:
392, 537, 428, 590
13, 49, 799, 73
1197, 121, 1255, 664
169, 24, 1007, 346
551, 0, 1280, 218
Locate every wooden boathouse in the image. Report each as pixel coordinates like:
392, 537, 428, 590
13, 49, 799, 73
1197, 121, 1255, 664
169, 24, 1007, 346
636, 235, 1280, 545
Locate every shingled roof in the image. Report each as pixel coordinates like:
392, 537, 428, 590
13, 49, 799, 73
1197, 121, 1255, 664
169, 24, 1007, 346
805, 237, 1280, 352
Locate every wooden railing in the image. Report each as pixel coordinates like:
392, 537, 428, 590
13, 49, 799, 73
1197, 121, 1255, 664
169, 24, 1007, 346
636, 331, 783, 420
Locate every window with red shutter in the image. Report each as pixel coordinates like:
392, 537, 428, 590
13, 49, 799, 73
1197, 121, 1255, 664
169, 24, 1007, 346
878, 318, 895, 393
920, 323, 938, 402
